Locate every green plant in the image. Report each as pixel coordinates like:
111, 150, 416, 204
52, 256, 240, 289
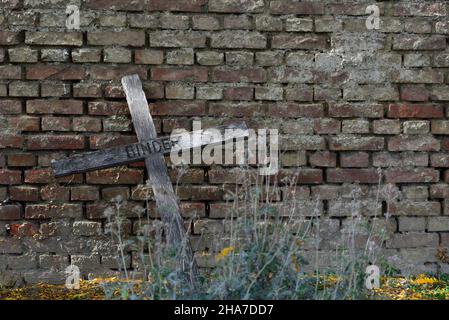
102, 167, 395, 300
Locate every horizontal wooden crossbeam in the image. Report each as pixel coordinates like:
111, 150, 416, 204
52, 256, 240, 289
51, 122, 248, 177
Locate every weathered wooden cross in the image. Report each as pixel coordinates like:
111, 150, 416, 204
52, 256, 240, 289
51, 74, 249, 288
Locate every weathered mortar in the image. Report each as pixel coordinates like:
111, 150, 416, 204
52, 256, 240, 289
0, 0, 449, 284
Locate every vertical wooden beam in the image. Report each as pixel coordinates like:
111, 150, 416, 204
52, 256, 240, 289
121, 74, 198, 288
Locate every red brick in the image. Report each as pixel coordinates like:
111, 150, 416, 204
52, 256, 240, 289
0, 65, 21, 79
89, 134, 138, 149
268, 103, 324, 118
150, 31, 206, 48
86, 168, 144, 184
209, 102, 265, 117
40, 185, 69, 201
267, 67, 312, 83
87, 202, 121, 219
25, 204, 82, 219
388, 135, 440, 152
88, 31, 145, 47
329, 136, 384, 151
7, 154, 36, 167
27, 135, 85, 150
211, 31, 266, 49
400, 85, 430, 102
0, 100, 22, 114
101, 185, 129, 201
103, 84, 125, 98
286, 86, 313, 101
25, 32, 83, 46
393, 35, 446, 50
329, 103, 384, 118
373, 120, 401, 135
135, 50, 164, 65
270, 1, 324, 14
86, 201, 143, 219
9, 186, 39, 201
150, 101, 205, 116
0, 134, 23, 149
0, 31, 22, 45
209, 202, 232, 218
89, 65, 147, 80
442, 138, 449, 151
224, 87, 254, 100
148, 0, 207, 12
386, 168, 439, 183
0, 169, 21, 185
269, 169, 323, 184
388, 103, 443, 118
393, 70, 443, 84
330, 2, 385, 15
26, 65, 86, 80
168, 187, 191, 200
224, 15, 252, 29
27, 100, 83, 115
25, 168, 82, 184
430, 184, 449, 198
6, 81, 39, 100
432, 120, 449, 134
340, 152, 369, 168
212, 67, 266, 83
210, 0, 264, 13
394, 3, 447, 17
282, 135, 325, 151
190, 185, 224, 201
272, 35, 328, 49
85, 0, 145, 11
309, 151, 336, 167
41, 117, 71, 131
24, 169, 52, 184
180, 202, 206, 218
107, 188, 133, 202
327, 169, 380, 184
8, 116, 40, 132
314, 119, 341, 134
9, 222, 38, 237
165, 84, 198, 99
314, 71, 349, 85
162, 118, 191, 133
71, 186, 99, 201
73, 83, 102, 98
388, 202, 441, 217
73, 117, 102, 132
373, 152, 428, 168
0, 205, 21, 220
169, 169, 204, 184
387, 232, 439, 249
431, 154, 449, 167
296, 169, 324, 184
151, 67, 208, 82
208, 168, 257, 184
311, 185, 339, 200
88, 101, 129, 116
0, 238, 22, 253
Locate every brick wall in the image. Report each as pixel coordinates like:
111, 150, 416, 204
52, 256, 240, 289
1, 0, 449, 284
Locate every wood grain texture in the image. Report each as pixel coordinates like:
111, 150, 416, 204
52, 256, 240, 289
51, 122, 248, 177
121, 74, 199, 288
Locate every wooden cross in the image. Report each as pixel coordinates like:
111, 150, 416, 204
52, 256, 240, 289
51, 74, 249, 289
